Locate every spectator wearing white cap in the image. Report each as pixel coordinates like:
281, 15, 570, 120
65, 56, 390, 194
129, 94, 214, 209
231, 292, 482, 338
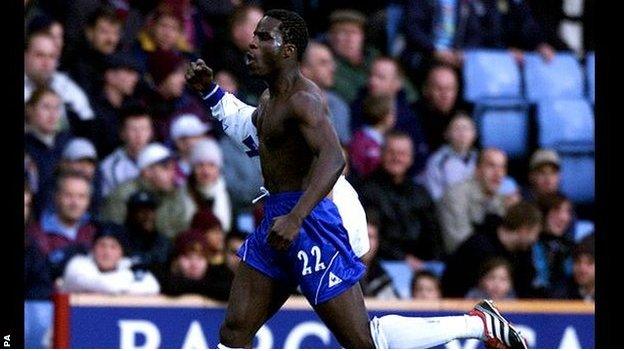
522, 149, 563, 202
100, 143, 184, 238
169, 113, 210, 181
166, 139, 232, 235
99, 107, 154, 197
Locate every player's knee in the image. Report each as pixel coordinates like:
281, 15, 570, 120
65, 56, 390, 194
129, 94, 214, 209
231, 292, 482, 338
219, 315, 254, 347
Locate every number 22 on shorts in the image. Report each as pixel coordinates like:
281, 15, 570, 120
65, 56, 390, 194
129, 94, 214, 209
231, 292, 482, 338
297, 246, 326, 276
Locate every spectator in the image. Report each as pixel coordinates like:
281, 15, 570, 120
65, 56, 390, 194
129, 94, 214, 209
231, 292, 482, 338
421, 112, 478, 201
155, 229, 233, 301
169, 113, 210, 179
532, 193, 575, 297
351, 58, 427, 175
465, 257, 517, 300
25, 32, 95, 131
441, 201, 542, 298
134, 3, 197, 69
219, 136, 263, 222
124, 190, 172, 271
359, 209, 400, 299
100, 143, 182, 238
34, 138, 102, 219
413, 64, 467, 152
301, 41, 352, 144
225, 229, 246, 273
25, 152, 40, 196
60, 223, 160, 295
348, 95, 396, 177
189, 210, 227, 265
411, 270, 442, 301
326, 10, 380, 104
25, 87, 72, 201
208, 5, 265, 104
26, 14, 64, 51
169, 139, 232, 234
144, 50, 212, 142
91, 54, 143, 157
25, 179, 53, 300
522, 149, 563, 202
437, 148, 511, 254
359, 131, 445, 268
502, 0, 557, 64
99, 106, 154, 197
525, 0, 571, 51
26, 172, 97, 278
553, 234, 594, 301
63, 7, 123, 96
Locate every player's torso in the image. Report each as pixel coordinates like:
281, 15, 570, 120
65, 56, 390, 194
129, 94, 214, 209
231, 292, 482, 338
256, 93, 314, 193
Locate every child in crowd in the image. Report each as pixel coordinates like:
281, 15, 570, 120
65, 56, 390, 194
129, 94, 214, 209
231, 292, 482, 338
465, 257, 516, 301
348, 95, 396, 177
420, 112, 478, 201
411, 270, 442, 300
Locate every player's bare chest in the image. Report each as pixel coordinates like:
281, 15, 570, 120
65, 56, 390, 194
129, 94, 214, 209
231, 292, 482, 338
256, 101, 294, 147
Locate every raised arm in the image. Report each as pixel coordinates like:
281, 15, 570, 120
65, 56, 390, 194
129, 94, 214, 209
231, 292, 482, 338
267, 91, 345, 251
185, 59, 260, 157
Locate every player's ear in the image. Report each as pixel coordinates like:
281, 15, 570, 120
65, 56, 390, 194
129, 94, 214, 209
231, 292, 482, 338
283, 43, 296, 60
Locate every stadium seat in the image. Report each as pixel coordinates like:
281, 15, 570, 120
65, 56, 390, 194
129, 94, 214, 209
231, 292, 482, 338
574, 220, 594, 242
524, 52, 584, 102
559, 150, 595, 204
463, 50, 522, 102
380, 260, 413, 299
536, 99, 594, 148
473, 101, 530, 158
586, 52, 595, 103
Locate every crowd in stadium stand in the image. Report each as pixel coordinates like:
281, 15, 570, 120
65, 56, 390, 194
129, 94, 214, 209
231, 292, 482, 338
24, 0, 595, 313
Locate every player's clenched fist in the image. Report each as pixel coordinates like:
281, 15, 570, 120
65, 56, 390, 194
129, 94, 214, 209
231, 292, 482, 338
185, 59, 214, 94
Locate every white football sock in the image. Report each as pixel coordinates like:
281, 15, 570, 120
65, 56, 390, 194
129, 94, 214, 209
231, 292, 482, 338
369, 314, 484, 349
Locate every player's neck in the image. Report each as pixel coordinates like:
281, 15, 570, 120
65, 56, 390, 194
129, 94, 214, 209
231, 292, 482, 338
266, 66, 301, 97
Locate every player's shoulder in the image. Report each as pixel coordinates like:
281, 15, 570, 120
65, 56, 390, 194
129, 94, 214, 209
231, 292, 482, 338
288, 82, 324, 116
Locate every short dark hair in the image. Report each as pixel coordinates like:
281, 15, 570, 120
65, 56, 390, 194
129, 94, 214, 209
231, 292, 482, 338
477, 257, 513, 281
384, 130, 412, 146
87, 6, 121, 28
265, 9, 309, 61
372, 56, 404, 79
500, 201, 542, 231
536, 193, 572, 218
410, 270, 440, 297
362, 94, 393, 126
120, 102, 151, 126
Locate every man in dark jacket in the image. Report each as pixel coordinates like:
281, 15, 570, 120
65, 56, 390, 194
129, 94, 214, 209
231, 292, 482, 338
358, 131, 444, 270
441, 201, 542, 298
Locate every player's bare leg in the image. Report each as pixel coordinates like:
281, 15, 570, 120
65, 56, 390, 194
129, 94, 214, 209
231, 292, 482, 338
218, 262, 293, 348
313, 283, 376, 348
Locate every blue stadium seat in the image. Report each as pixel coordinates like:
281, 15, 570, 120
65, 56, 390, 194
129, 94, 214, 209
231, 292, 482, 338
380, 260, 445, 299
574, 220, 594, 242
474, 101, 530, 158
524, 52, 584, 102
586, 52, 595, 103
25, 300, 53, 348
559, 152, 595, 204
537, 99, 594, 148
463, 50, 522, 102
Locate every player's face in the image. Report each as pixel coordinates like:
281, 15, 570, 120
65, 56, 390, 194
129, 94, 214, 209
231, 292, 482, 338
25, 36, 59, 84
56, 178, 91, 223
247, 17, 285, 77
94, 237, 124, 272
